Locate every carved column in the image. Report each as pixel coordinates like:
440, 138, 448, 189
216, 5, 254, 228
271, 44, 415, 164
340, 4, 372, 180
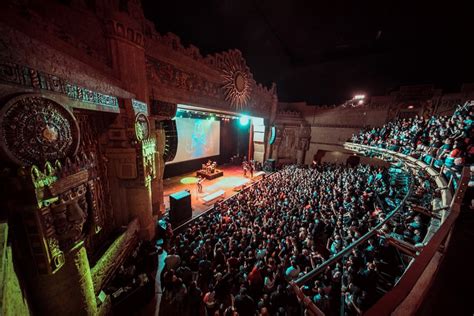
271, 137, 282, 161
152, 127, 166, 215
297, 126, 311, 165
105, 11, 155, 239
105, 112, 156, 240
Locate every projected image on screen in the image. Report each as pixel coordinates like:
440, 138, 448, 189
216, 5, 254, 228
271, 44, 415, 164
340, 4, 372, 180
167, 117, 220, 164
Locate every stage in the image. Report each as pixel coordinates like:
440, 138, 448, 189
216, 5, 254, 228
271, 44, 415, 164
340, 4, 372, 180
163, 165, 265, 218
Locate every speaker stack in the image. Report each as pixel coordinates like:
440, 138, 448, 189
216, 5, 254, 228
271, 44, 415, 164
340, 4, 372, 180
161, 119, 178, 162
169, 190, 192, 227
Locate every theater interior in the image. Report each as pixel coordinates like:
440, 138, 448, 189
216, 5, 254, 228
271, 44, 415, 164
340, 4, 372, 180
0, 1, 472, 316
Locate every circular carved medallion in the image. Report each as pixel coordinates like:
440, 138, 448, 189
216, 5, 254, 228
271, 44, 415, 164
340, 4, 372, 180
0, 94, 80, 165
135, 113, 150, 141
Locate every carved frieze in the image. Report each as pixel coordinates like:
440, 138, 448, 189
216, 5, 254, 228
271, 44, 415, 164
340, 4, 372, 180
146, 57, 222, 99
132, 99, 148, 115
146, 53, 276, 117
0, 95, 80, 166
0, 62, 120, 112
149, 100, 177, 119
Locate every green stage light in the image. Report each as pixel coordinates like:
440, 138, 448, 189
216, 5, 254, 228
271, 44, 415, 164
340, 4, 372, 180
239, 116, 249, 126
180, 177, 199, 184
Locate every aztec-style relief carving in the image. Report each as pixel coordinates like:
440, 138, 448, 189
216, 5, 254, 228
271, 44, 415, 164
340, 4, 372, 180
221, 50, 252, 110
149, 100, 177, 119
0, 95, 80, 166
140, 138, 157, 186
0, 23, 131, 99
22, 152, 104, 274
73, 110, 113, 252
132, 99, 148, 115
146, 57, 223, 99
146, 54, 275, 116
134, 113, 150, 142
0, 62, 120, 112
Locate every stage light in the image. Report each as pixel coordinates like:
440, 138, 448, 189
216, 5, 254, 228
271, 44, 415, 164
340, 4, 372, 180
239, 116, 249, 126
354, 94, 365, 100
180, 177, 199, 184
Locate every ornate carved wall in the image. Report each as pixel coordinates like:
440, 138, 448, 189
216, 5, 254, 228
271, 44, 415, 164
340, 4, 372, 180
270, 110, 311, 164
0, 1, 279, 314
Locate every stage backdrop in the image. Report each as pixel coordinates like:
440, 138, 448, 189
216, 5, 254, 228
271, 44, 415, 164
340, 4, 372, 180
167, 117, 220, 164
163, 118, 249, 178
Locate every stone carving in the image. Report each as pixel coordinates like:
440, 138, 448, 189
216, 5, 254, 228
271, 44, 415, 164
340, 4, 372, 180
221, 50, 252, 110
139, 138, 157, 186
0, 95, 80, 166
135, 113, 150, 141
7, 6, 108, 65
26, 148, 105, 269
23, 204, 66, 274
149, 100, 177, 118
50, 184, 88, 250
146, 57, 222, 99
74, 111, 111, 241
105, 19, 144, 48
0, 62, 120, 112
0, 23, 131, 99
132, 99, 148, 115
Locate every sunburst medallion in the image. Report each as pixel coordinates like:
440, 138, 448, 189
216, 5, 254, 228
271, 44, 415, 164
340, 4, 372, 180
221, 51, 252, 110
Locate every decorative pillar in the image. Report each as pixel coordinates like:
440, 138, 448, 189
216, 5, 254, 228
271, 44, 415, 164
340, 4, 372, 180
296, 125, 311, 165
104, 8, 156, 239
271, 137, 282, 161
152, 126, 166, 215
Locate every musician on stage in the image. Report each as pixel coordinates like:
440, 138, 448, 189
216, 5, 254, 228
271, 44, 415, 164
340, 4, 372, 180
197, 176, 204, 193
242, 161, 248, 177
249, 161, 254, 178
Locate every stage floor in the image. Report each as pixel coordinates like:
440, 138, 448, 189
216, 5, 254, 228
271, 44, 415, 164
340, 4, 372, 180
163, 165, 261, 218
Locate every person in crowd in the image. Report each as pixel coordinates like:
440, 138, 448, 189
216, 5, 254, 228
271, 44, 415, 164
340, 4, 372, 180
159, 161, 408, 315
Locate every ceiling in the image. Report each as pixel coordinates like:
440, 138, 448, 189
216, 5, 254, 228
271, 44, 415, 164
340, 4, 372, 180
142, 0, 473, 105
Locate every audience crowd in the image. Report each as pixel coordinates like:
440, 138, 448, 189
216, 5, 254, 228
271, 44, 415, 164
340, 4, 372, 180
158, 163, 416, 315
351, 103, 472, 182
154, 105, 471, 315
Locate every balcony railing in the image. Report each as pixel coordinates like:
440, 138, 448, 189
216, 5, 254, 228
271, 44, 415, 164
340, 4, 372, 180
290, 142, 469, 316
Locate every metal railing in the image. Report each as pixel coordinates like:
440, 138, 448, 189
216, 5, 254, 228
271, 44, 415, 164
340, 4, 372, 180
294, 164, 414, 287
341, 142, 470, 315
365, 166, 469, 315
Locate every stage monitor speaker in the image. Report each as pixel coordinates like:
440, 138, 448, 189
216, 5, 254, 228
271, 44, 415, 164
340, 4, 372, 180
169, 190, 192, 226
161, 119, 178, 162
264, 159, 276, 172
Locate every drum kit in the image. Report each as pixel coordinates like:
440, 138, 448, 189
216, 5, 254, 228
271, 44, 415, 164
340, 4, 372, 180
202, 160, 217, 173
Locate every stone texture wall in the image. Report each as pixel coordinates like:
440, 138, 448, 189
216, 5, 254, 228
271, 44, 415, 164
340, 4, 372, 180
0, 223, 31, 316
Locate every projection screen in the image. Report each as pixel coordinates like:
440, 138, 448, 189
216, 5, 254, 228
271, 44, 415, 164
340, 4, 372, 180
167, 117, 220, 164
